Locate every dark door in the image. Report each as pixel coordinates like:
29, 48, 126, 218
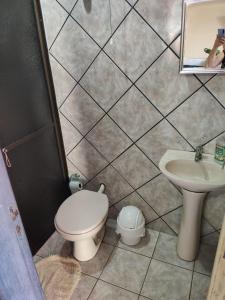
0, 0, 70, 254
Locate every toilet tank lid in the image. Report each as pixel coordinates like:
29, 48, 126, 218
55, 190, 109, 235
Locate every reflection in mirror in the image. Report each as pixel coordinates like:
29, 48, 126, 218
180, 0, 225, 74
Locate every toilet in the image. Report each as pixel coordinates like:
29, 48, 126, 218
55, 187, 109, 261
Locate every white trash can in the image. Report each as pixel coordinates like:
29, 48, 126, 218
116, 206, 145, 246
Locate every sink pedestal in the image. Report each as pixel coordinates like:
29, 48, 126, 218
177, 189, 206, 261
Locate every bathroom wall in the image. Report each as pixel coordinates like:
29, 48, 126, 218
41, 0, 225, 240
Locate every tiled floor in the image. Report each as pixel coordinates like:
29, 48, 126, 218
34, 225, 217, 300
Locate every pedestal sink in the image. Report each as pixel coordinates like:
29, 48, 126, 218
159, 150, 225, 261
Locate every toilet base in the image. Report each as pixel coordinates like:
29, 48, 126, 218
73, 226, 105, 261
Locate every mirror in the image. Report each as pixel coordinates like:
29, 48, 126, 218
180, 0, 225, 74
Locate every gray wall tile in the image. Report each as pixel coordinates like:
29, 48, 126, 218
49, 55, 76, 107
112, 145, 160, 189
104, 10, 166, 81
51, 17, 100, 80
60, 85, 104, 134
86, 116, 132, 161
168, 87, 225, 147
138, 174, 182, 216
136, 49, 201, 115
40, 0, 68, 47
68, 139, 108, 179
115, 191, 158, 223
80, 52, 131, 110
109, 86, 162, 141
41, 0, 225, 236
72, 0, 130, 46
135, 0, 182, 44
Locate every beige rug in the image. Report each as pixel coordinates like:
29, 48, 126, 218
36, 255, 81, 300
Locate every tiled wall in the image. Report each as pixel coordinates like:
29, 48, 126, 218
41, 0, 225, 239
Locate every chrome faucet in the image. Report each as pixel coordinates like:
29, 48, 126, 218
195, 145, 203, 162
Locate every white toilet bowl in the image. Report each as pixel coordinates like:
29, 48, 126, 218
55, 189, 109, 261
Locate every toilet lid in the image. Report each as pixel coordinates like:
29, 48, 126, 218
55, 190, 109, 235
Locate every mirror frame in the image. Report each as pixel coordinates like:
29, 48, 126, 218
180, 0, 225, 74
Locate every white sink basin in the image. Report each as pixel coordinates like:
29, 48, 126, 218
159, 149, 225, 261
159, 150, 225, 192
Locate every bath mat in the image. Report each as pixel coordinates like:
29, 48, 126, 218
36, 255, 81, 300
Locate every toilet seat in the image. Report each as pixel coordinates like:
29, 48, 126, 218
55, 190, 109, 235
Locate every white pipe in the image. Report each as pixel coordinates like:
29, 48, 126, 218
98, 183, 105, 193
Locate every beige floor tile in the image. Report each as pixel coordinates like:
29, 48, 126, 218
153, 233, 194, 270
70, 274, 97, 300
190, 272, 210, 300
89, 280, 138, 300
103, 222, 119, 246
80, 242, 114, 278
194, 243, 217, 275
141, 259, 192, 300
100, 247, 150, 293
118, 228, 159, 257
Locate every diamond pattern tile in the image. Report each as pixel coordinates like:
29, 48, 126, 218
138, 174, 182, 216
41, 0, 225, 237
203, 188, 225, 229
104, 9, 166, 81
115, 191, 158, 223
40, 0, 68, 47
201, 231, 219, 247
109, 86, 162, 141
112, 145, 160, 189
204, 131, 225, 154
135, 0, 182, 44
71, 0, 130, 46
162, 207, 215, 237
58, 0, 77, 12
137, 120, 192, 165
146, 218, 176, 236
137, 48, 201, 115
68, 138, 108, 179
80, 52, 131, 111
59, 112, 82, 154
51, 17, 100, 80
66, 159, 88, 183
60, 85, 104, 134
86, 115, 132, 161
49, 55, 76, 107
168, 87, 225, 147
170, 35, 180, 57
86, 165, 134, 205
206, 75, 225, 107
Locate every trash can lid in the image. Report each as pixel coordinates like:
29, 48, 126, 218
117, 206, 145, 230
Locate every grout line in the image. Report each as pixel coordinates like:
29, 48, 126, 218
188, 260, 196, 299
146, 216, 179, 236
138, 231, 159, 297
98, 278, 142, 297
131, 3, 170, 48
50, 2, 225, 151
49, 14, 225, 164
49, 0, 79, 50
87, 243, 117, 300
